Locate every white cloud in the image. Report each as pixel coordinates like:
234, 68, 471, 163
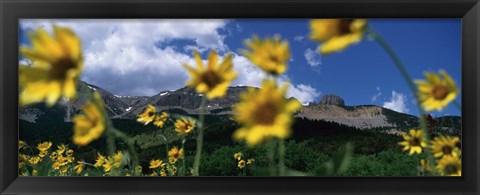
287, 84, 321, 105
304, 48, 321, 67
383, 91, 410, 114
371, 86, 382, 102
293, 35, 304, 42
20, 19, 321, 104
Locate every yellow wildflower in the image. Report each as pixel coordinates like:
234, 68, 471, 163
19, 140, 26, 149
32, 169, 38, 176
29, 156, 41, 165
168, 146, 184, 164
39, 150, 48, 158
72, 91, 106, 146
103, 158, 114, 173
309, 19, 367, 55
183, 50, 237, 99
238, 160, 246, 169
242, 35, 290, 75
135, 166, 143, 174
137, 104, 157, 125
416, 70, 458, 111
436, 155, 461, 176
247, 159, 255, 165
160, 169, 167, 176
36, 141, 52, 152
233, 152, 243, 161
56, 144, 66, 154
398, 129, 427, 155
233, 80, 302, 146
174, 118, 195, 136
149, 159, 164, 169
153, 112, 169, 128
74, 161, 84, 174
60, 166, 68, 174
112, 151, 124, 168
19, 25, 83, 106
50, 151, 59, 160
19, 162, 26, 169
94, 153, 106, 167
420, 159, 431, 172
431, 135, 460, 158
66, 149, 74, 156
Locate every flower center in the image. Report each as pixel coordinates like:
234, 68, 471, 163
444, 163, 459, 175
50, 58, 77, 80
148, 111, 155, 117
254, 102, 278, 125
432, 85, 449, 100
442, 145, 453, 155
269, 55, 281, 64
409, 137, 421, 146
339, 19, 355, 35
201, 70, 223, 89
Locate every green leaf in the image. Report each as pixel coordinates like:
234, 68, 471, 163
314, 142, 353, 176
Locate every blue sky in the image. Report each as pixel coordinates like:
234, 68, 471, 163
19, 19, 461, 116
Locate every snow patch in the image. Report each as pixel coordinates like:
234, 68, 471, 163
126, 107, 132, 112
87, 86, 97, 91
160, 92, 169, 96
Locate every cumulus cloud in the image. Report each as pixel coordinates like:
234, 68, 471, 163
371, 86, 382, 103
383, 91, 410, 114
304, 48, 321, 67
20, 19, 320, 104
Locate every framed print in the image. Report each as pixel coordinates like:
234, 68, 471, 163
1, 0, 480, 194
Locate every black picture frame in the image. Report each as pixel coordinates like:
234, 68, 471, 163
1, 0, 479, 194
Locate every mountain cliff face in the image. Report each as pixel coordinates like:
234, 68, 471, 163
19, 81, 460, 131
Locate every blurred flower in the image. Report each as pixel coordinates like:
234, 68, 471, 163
168, 146, 184, 164
160, 169, 167, 176
137, 104, 157, 125
183, 50, 237, 99
74, 161, 84, 174
19, 162, 26, 169
431, 135, 460, 158
135, 165, 143, 174
37, 141, 52, 152
60, 166, 68, 174
309, 19, 367, 55
153, 112, 169, 128
398, 129, 427, 155
174, 118, 195, 136
50, 151, 59, 161
19, 25, 83, 106
39, 150, 48, 158
436, 155, 461, 176
149, 159, 164, 169
242, 35, 290, 75
420, 159, 431, 172
233, 152, 243, 161
72, 92, 106, 146
94, 153, 106, 167
416, 70, 458, 111
238, 160, 246, 169
247, 159, 255, 165
233, 80, 302, 146
32, 169, 38, 176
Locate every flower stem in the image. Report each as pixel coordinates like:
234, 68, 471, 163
268, 139, 276, 176
368, 28, 436, 174
278, 139, 286, 176
111, 128, 139, 166
182, 138, 186, 176
193, 96, 207, 176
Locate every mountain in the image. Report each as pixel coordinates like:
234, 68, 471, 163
19, 81, 461, 132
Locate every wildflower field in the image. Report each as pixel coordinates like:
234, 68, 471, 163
18, 19, 461, 176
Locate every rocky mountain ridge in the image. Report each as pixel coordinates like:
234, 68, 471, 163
19, 81, 460, 131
